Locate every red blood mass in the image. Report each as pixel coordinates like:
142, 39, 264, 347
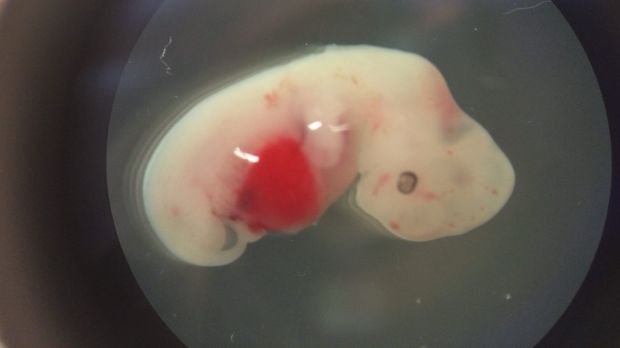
235, 136, 320, 232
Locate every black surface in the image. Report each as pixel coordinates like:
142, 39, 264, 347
0, 1, 181, 347
0, 1, 618, 347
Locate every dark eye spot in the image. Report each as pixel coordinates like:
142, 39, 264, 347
397, 171, 417, 194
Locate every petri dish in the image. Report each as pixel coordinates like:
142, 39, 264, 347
107, 1, 611, 347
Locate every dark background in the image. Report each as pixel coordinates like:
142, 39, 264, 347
0, 0, 618, 347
